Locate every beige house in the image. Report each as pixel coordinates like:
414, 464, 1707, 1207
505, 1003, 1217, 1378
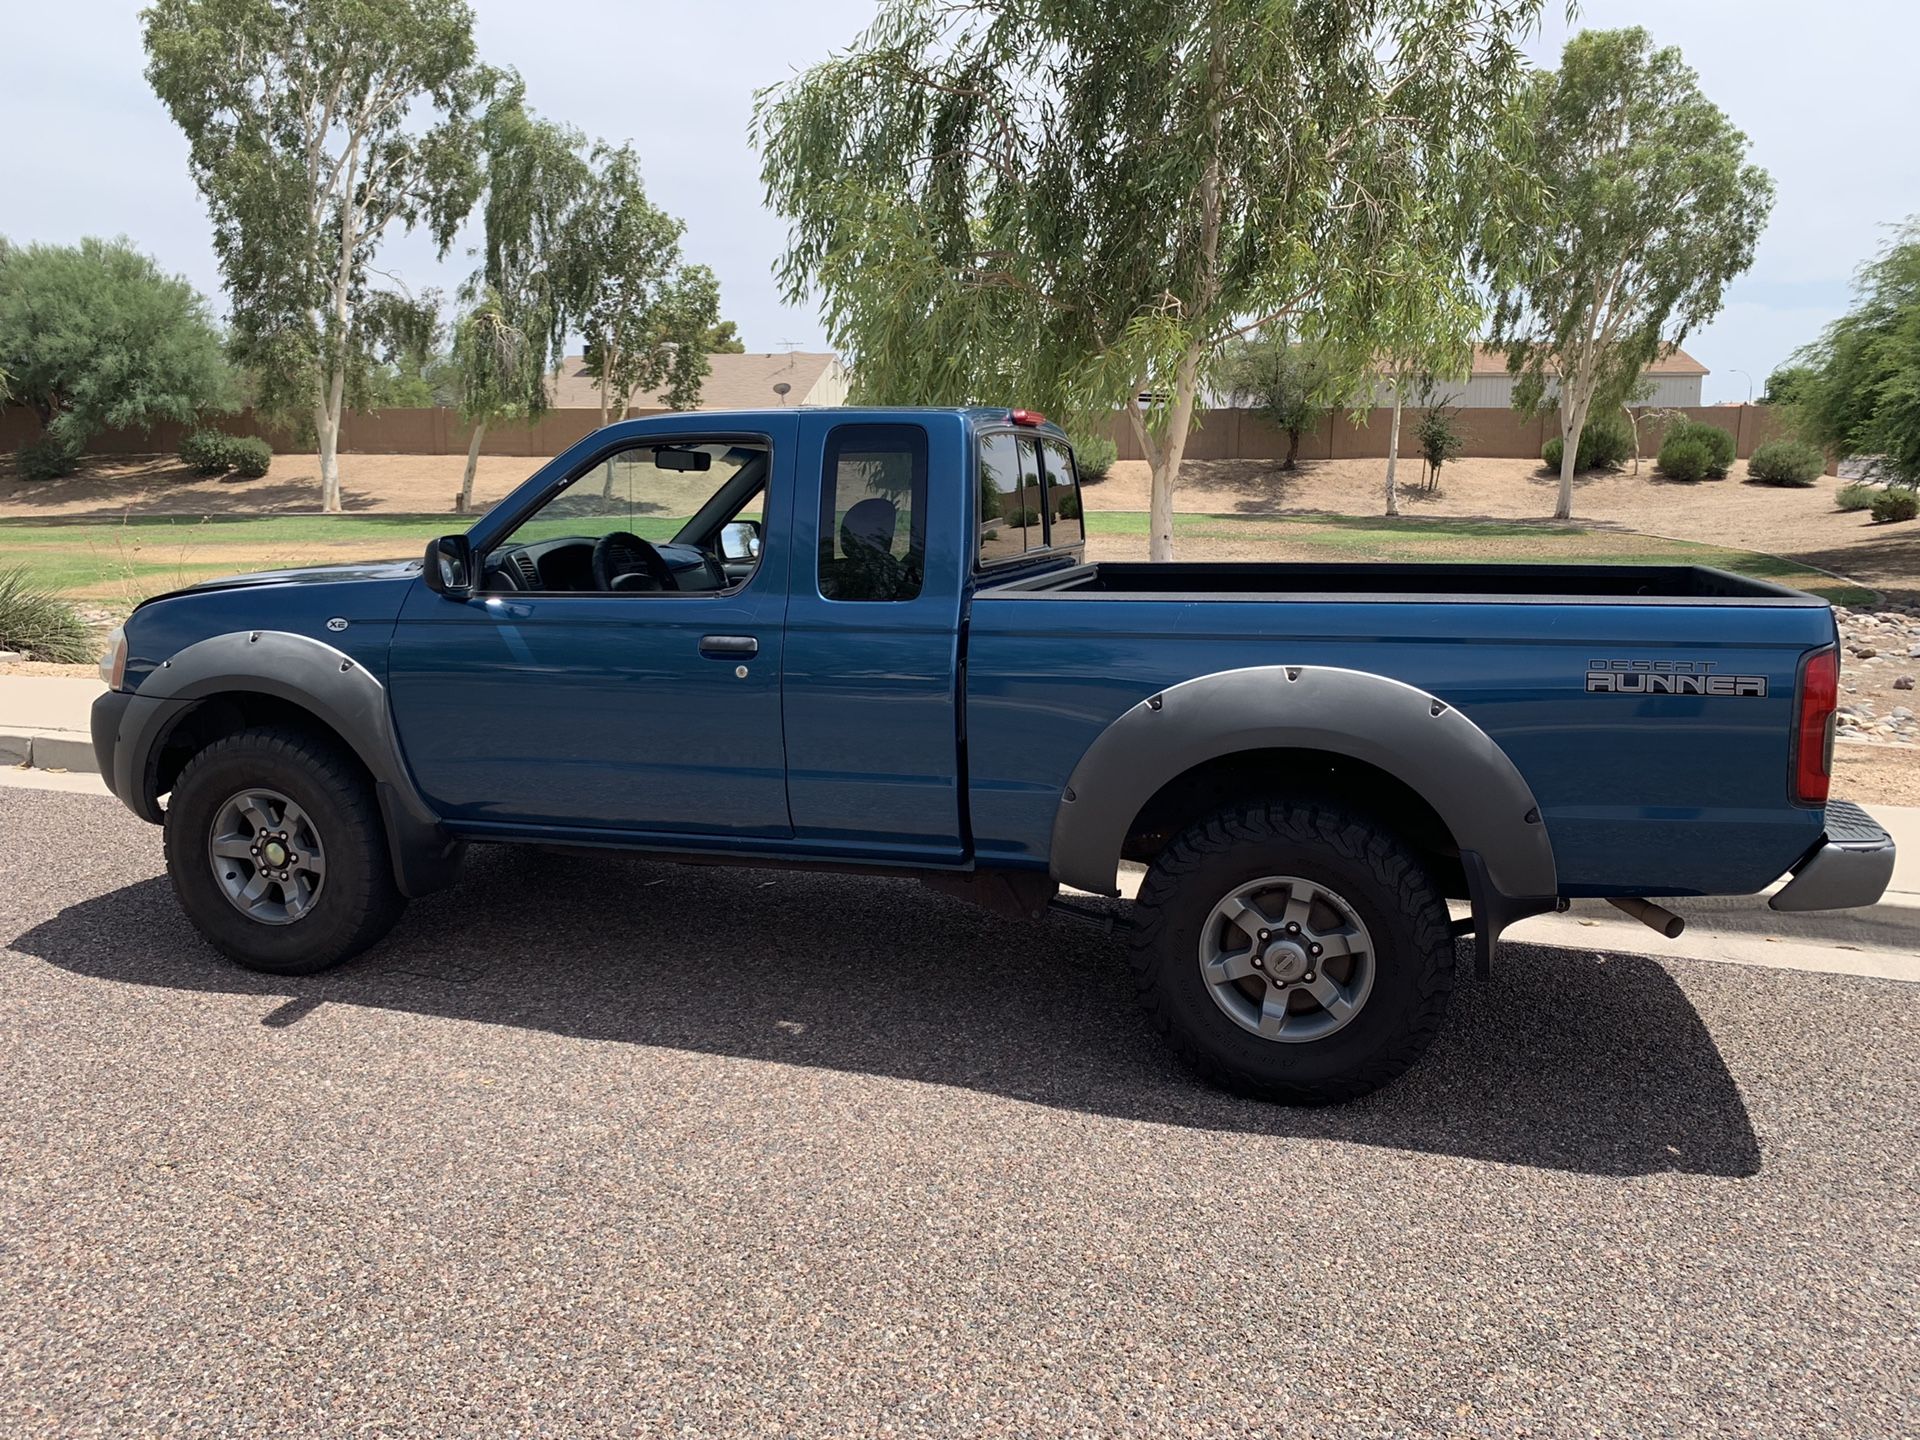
1364, 345, 1708, 409
549, 351, 851, 413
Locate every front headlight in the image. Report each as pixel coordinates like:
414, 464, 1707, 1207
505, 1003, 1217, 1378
99, 626, 127, 692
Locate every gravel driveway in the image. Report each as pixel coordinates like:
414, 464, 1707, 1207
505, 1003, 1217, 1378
1, 788, 1914, 1437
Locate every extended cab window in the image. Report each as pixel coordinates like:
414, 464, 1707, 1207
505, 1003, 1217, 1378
1039, 439, 1084, 548
977, 431, 1038, 563
486, 439, 768, 595
818, 423, 927, 602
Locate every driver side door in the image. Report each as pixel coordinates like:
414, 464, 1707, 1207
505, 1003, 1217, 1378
387, 424, 795, 839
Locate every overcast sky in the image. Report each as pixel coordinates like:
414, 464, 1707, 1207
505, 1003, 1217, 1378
2, 1, 1914, 405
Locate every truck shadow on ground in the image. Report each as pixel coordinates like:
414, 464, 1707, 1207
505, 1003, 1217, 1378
16, 845, 1761, 1181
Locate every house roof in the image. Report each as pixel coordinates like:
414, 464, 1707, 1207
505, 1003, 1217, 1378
1467, 344, 1707, 377
549, 351, 841, 410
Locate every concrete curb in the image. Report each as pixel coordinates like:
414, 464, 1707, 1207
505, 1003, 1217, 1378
1, 728, 97, 774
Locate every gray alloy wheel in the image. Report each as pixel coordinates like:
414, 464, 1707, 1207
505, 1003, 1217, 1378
206, 786, 327, 925
1196, 874, 1376, 1044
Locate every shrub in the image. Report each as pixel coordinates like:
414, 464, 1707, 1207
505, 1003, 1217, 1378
1658, 421, 1735, 479
229, 436, 273, 478
1687, 421, 1736, 478
1543, 414, 1633, 474
179, 429, 242, 475
16, 435, 83, 480
1871, 489, 1918, 523
0, 566, 95, 663
1658, 435, 1712, 482
1072, 434, 1116, 482
1747, 439, 1824, 487
1835, 483, 1879, 512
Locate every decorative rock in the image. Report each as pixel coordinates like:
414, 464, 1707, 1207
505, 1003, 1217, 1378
1850, 646, 1879, 660
1896, 707, 1914, 721
1896, 675, 1916, 690
0, 650, 23, 663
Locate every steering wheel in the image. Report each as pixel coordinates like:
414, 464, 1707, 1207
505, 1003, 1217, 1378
591, 531, 679, 592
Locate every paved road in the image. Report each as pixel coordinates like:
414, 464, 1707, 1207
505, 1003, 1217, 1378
2, 788, 1915, 1438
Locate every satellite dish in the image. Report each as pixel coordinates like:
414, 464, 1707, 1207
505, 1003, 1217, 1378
772, 381, 792, 404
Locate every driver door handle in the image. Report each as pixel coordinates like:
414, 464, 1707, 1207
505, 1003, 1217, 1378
699, 634, 759, 659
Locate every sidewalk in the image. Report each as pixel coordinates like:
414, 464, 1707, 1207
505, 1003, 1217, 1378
0, 674, 103, 772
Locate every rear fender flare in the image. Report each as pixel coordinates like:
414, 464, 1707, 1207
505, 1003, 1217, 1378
112, 630, 458, 896
1048, 665, 1556, 901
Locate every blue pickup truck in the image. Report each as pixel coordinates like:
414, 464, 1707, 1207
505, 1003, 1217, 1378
91, 407, 1895, 1101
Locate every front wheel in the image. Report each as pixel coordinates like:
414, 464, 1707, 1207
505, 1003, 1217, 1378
1129, 800, 1455, 1104
163, 727, 407, 975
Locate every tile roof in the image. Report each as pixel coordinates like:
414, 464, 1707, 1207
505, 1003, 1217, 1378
548, 351, 841, 411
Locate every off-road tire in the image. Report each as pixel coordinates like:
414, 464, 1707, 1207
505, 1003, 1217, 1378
1130, 799, 1454, 1104
164, 727, 406, 975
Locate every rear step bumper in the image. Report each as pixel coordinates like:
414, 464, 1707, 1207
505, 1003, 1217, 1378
1769, 800, 1897, 912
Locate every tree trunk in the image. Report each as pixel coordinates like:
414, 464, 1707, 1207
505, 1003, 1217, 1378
598, 341, 619, 500
458, 420, 486, 513
315, 379, 344, 515
1384, 382, 1404, 517
1284, 427, 1300, 470
1144, 343, 1208, 562
1555, 395, 1588, 522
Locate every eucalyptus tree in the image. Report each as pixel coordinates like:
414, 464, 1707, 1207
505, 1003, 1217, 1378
143, 0, 491, 512
567, 143, 720, 429
1489, 27, 1773, 520
448, 87, 590, 512
1217, 327, 1358, 472
758, 0, 1545, 559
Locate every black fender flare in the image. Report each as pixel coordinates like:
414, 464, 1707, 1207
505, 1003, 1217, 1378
105, 630, 461, 897
1048, 665, 1557, 906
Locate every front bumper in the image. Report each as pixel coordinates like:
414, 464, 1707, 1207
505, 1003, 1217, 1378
1769, 800, 1896, 912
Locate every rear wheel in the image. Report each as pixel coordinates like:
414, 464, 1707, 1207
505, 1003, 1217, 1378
163, 728, 406, 975
1129, 800, 1454, 1104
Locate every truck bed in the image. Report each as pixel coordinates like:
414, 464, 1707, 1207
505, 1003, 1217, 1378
985, 560, 1824, 604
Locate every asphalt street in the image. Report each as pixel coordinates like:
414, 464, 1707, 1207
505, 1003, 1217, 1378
1, 786, 1915, 1438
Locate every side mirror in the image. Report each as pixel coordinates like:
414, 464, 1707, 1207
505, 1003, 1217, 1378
422, 534, 474, 599
719, 520, 762, 563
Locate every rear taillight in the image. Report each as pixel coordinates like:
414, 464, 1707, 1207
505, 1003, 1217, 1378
1793, 646, 1838, 806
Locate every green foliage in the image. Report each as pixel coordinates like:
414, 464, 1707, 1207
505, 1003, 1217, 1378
1490, 28, 1773, 517
1762, 364, 1814, 406
1416, 407, 1466, 484
704, 320, 746, 354
0, 566, 94, 662
1219, 330, 1358, 468
17, 435, 84, 481
230, 436, 272, 477
1658, 435, 1712, 482
1782, 220, 1920, 485
1659, 419, 1735, 478
1072, 434, 1116, 482
756, 0, 1546, 557
180, 430, 272, 478
142, 0, 491, 511
1543, 415, 1633, 473
0, 236, 232, 447
569, 143, 718, 417
1871, 489, 1918, 523
1747, 439, 1823, 487
1835, 483, 1878, 512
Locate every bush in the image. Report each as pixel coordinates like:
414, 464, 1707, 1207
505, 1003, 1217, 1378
1543, 415, 1633, 474
1072, 434, 1115, 482
1835, 483, 1879, 512
16, 435, 83, 480
1683, 421, 1736, 478
179, 429, 241, 475
0, 566, 95, 663
1659, 435, 1712, 483
229, 436, 273, 478
1747, 439, 1824, 487
1871, 489, 1918, 523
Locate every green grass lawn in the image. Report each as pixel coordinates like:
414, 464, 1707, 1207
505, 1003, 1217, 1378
0, 509, 1874, 612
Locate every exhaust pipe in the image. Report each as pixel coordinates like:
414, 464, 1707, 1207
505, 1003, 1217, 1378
1606, 896, 1686, 939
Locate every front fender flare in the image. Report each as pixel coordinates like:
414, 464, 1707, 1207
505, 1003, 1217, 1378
1048, 665, 1556, 901
108, 630, 459, 896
